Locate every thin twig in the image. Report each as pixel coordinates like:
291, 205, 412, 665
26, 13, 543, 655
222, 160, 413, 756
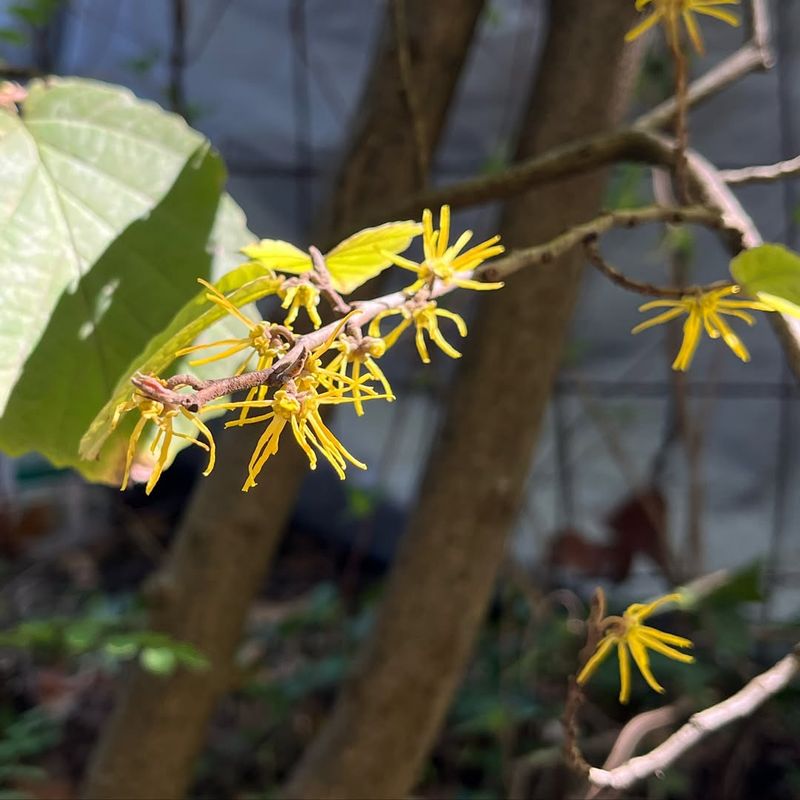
669, 32, 691, 204
634, 0, 773, 130
476, 205, 730, 282
585, 698, 693, 799
720, 155, 800, 185
587, 646, 800, 791
309, 246, 352, 315
583, 238, 731, 299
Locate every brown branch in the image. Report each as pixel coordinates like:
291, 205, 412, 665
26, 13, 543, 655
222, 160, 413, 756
584, 238, 731, 299
383, 128, 675, 219
138, 204, 739, 413
587, 646, 800, 791
477, 205, 732, 283
309, 246, 352, 315
633, 0, 773, 130
719, 155, 800, 185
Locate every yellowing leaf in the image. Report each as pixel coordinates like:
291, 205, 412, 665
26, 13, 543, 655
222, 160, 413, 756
240, 239, 311, 274
326, 220, 422, 294
730, 244, 800, 317
242, 220, 422, 295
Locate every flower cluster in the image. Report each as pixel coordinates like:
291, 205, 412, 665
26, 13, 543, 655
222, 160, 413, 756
109, 206, 504, 494
632, 284, 773, 371
626, 0, 740, 54
577, 592, 694, 704
111, 376, 216, 496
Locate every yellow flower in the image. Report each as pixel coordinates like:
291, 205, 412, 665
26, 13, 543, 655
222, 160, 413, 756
369, 301, 468, 364
382, 205, 505, 293
280, 281, 322, 329
626, 0, 740, 54
205, 317, 390, 489
577, 593, 694, 704
324, 335, 395, 416
176, 278, 291, 424
632, 285, 772, 371
111, 377, 215, 495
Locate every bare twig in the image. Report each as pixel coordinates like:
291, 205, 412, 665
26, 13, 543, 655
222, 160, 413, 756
720, 155, 800, 185
583, 238, 731, 299
585, 698, 694, 799
476, 204, 731, 282
634, 0, 773, 130
308, 246, 352, 315
587, 646, 800, 791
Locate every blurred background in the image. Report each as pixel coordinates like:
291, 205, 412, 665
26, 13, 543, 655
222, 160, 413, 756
1, 1, 799, 798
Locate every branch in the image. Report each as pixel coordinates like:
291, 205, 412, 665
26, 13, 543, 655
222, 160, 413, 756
585, 698, 694, 799
588, 646, 800, 791
583, 238, 731, 299
720, 155, 800, 185
633, 0, 773, 130
385, 128, 675, 218
476, 205, 733, 282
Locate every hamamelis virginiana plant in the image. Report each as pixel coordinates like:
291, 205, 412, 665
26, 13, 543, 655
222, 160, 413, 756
103, 206, 507, 495
101, 199, 779, 496
85, 0, 794, 731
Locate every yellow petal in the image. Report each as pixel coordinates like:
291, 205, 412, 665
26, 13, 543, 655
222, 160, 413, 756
631, 306, 686, 335
576, 635, 617, 685
618, 642, 632, 704
637, 630, 696, 663
628, 633, 665, 694
637, 625, 694, 649
625, 10, 662, 42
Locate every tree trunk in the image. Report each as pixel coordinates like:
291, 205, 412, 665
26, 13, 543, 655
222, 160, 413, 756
284, 3, 642, 798
82, 3, 485, 798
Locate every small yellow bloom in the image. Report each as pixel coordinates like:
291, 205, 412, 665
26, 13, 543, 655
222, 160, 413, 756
176, 278, 291, 424
577, 593, 694, 704
280, 281, 322, 329
383, 205, 504, 293
369, 301, 468, 364
205, 318, 390, 489
324, 335, 395, 416
632, 285, 772, 371
111, 379, 215, 495
626, 0, 740, 54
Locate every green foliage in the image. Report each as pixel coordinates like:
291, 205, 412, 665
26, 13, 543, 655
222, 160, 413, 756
80, 256, 276, 463
0, 708, 59, 797
7, 0, 61, 28
0, 78, 254, 481
0, 613, 209, 676
730, 243, 800, 317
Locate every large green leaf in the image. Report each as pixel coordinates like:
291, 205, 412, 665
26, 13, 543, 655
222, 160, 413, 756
80, 262, 282, 465
730, 243, 800, 317
0, 77, 255, 481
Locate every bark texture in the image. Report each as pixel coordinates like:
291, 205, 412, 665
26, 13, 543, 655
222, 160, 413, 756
284, 3, 642, 798
82, 3, 485, 798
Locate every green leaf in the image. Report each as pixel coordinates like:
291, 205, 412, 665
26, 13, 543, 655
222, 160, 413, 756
730, 243, 800, 316
79, 260, 279, 464
140, 646, 178, 675
0, 28, 28, 45
0, 77, 254, 481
